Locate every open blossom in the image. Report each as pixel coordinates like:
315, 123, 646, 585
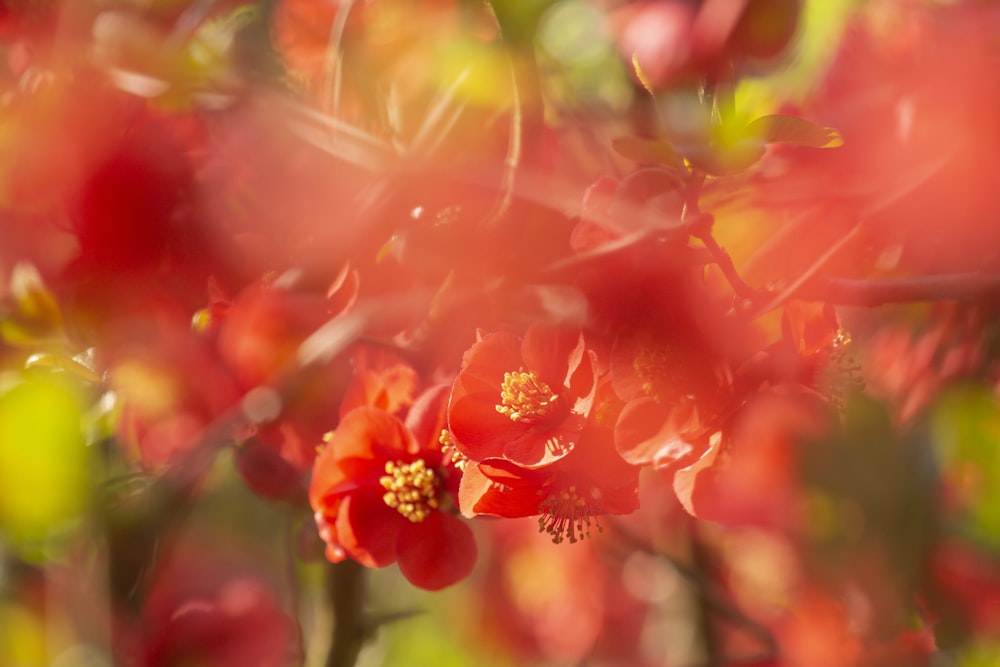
610, 324, 730, 468
310, 399, 475, 590
458, 427, 640, 545
448, 324, 598, 468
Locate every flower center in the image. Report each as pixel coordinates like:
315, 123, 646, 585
496, 368, 560, 423
634, 345, 672, 400
379, 459, 439, 523
538, 484, 602, 545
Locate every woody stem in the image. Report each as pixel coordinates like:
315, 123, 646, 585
324, 559, 368, 667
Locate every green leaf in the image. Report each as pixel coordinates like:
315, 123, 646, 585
611, 136, 685, 170
0, 263, 65, 347
745, 114, 844, 148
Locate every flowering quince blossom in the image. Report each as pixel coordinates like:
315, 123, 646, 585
310, 394, 475, 590
338, 343, 420, 419
448, 324, 598, 468
4, 3, 1000, 666
216, 267, 358, 389
458, 427, 640, 544
138, 544, 295, 667
610, 325, 730, 469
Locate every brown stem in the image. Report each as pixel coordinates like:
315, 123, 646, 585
324, 559, 369, 667
796, 274, 1000, 306
694, 220, 758, 302
604, 519, 777, 660
688, 519, 721, 667
683, 171, 757, 303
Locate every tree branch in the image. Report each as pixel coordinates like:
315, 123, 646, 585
604, 519, 777, 660
795, 274, 1000, 306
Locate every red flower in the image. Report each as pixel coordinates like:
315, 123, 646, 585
458, 427, 640, 544
338, 344, 419, 420
309, 401, 475, 590
448, 324, 598, 468
217, 269, 358, 389
672, 389, 830, 528
138, 538, 295, 667
610, 324, 729, 467
234, 421, 316, 502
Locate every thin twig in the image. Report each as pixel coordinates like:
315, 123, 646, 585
684, 171, 758, 302
749, 217, 863, 318
320, 0, 356, 120
797, 274, 1000, 306
694, 220, 758, 301
479, 46, 522, 231
604, 519, 777, 658
407, 64, 473, 154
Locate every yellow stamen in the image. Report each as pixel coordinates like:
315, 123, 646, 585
496, 368, 560, 423
439, 429, 468, 471
633, 345, 671, 400
379, 459, 439, 523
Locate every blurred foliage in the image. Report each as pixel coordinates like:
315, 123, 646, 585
933, 386, 1000, 548
0, 373, 90, 556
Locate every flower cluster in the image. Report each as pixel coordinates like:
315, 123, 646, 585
3, 1, 1000, 666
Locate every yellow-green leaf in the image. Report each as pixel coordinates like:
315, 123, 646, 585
745, 114, 843, 148
631, 52, 654, 97
611, 136, 685, 170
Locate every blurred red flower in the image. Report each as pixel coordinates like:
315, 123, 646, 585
217, 269, 358, 389
338, 343, 419, 419
673, 389, 829, 529
138, 539, 295, 667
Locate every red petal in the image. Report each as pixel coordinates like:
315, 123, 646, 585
448, 392, 522, 460
502, 430, 575, 468
335, 489, 401, 568
457, 462, 493, 518
672, 434, 723, 519
521, 324, 584, 389
309, 437, 349, 510
458, 332, 522, 385
338, 345, 418, 419
404, 384, 450, 461
615, 396, 703, 467
332, 407, 416, 463
458, 462, 543, 518
396, 512, 477, 590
